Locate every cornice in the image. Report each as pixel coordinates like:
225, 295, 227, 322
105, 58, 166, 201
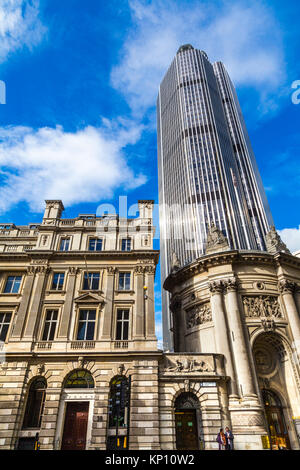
164, 249, 300, 291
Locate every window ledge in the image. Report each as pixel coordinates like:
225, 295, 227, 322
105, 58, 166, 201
115, 290, 135, 294
46, 290, 66, 294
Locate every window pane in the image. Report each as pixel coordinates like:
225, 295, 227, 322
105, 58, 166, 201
124, 310, 129, 320
0, 324, 9, 342
88, 310, 96, 320
77, 321, 86, 340
79, 310, 88, 320
86, 321, 95, 340
91, 273, 100, 290
49, 322, 56, 341
123, 322, 129, 340
89, 239, 96, 250
42, 322, 50, 341
116, 322, 122, 340
125, 274, 131, 290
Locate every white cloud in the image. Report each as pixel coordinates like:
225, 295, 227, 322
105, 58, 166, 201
0, 122, 146, 213
0, 0, 46, 63
278, 226, 300, 254
111, 0, 285, 116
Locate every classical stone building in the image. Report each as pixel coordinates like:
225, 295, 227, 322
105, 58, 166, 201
0, 199, 229, 451
164, 225, 300, 450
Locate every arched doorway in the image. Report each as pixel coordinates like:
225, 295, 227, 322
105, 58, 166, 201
60, 370, 94, 451
107, 375, 130, 450
174, 392, 201, 450
252, 332, 298, 449
262, 389, 290, 450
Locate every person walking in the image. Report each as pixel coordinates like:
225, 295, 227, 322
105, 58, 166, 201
216, 428, 227, 450
225, 426, 234, 450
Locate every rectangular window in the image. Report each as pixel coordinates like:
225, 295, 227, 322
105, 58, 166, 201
116, 309, 129, 340
77, 310, 96, 340
60, 238, 70, 251
118, 273, 131, 291
89, 238, 103, 251
0, 312, 12, 341
51, 273, 65, 291
121, 238, 131, 251
83, 272, 100, 290
4, 275, 22, 294
42, 310, 58, 341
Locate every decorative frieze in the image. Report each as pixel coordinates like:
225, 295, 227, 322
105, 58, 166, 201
208, 280, 223, 294
242, 295, 282, 318
186, 303, 212, 329
162, 355, 215, 374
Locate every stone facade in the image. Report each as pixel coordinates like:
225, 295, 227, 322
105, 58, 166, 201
0, 200, 226, 450
164, 248, 300, 450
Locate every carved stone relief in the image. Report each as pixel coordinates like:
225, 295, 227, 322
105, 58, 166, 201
186, 303, 212, 329
242, 295, 282, 318
163, 356, 214, 373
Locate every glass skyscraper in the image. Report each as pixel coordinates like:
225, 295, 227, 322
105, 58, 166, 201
157, 44, 273, 350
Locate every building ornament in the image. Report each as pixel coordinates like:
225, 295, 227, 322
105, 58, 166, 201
261, 317, 276, 332
242, 296, 282, 318
186, 303, 212, 329
78, 356, 86, 369
171, 251, 181, 273
184, 379, 190, 392
117, 364, 125, 375
223, 277, 238, 292
278, 279, 296, 294
265, 226, 290, 255
205, 222, 229, 255
106, 266, 117, 275
37, 363, 45, 375
208, 280, 223, 294
135, 265, 145, 274
68, 266, 78, 275
165, 357, 213, 373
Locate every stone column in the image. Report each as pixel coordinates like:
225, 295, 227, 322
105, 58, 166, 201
58, 267, 77, 339
11, 267, 35, 338
100, 267, 115, 340
133, 266, 145, 339
295, 285, 300, 317
23, 265, 48, 339
209, 280, 238, 397
223, 278, 257, 399
279, 280, 300, 346
145, 265, 156, 339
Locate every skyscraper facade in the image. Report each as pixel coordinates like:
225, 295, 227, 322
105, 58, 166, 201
157, 44, 273, 349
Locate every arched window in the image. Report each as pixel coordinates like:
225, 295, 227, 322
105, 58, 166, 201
64, 369, 94, 389
108, 376, 129, 428
23, 377, 47, 429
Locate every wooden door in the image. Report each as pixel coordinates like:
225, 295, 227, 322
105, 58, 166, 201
61, 402, 89, 450
175, 410, 198, 450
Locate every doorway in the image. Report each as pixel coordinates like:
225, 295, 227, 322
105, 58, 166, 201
175, 392, 200, 450
263, 390, 290, 450
61, 402, 89, 450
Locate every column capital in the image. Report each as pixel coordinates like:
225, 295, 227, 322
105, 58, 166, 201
68, 266, 78, 275
135, 265, 145, 274
278, 279, 296, 294
223, 277, 238, 293
208, 280, 223, 294
106, 266, 117, 275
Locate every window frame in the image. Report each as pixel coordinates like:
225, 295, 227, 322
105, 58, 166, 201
2, 273, 23, 294
58, 236, 72, 252
115, 308, 130, 341
88, 237, 103, 252
75, 308, 97, 341
0, 311, 13, 343
41, 309, 59, 342
50, 272, 66, 291
82, 271, 101, 291
118, 272, 132, 291
22, 377, 47, 430
121, 238, 132, 252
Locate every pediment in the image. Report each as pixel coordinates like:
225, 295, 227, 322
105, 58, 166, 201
74, 292, 105, 304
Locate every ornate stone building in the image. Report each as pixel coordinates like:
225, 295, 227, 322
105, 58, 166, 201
164, 224, 300, 450
1, 200, 300, 450
0, 199, 230, 451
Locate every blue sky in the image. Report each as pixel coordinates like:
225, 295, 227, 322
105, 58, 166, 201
0, 0, 300, 347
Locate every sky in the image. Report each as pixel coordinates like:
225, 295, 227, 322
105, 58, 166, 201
0, 0, 299, 348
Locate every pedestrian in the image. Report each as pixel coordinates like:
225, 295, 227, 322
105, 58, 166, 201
225, 426, 234, 450
216, 428, 227, 450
